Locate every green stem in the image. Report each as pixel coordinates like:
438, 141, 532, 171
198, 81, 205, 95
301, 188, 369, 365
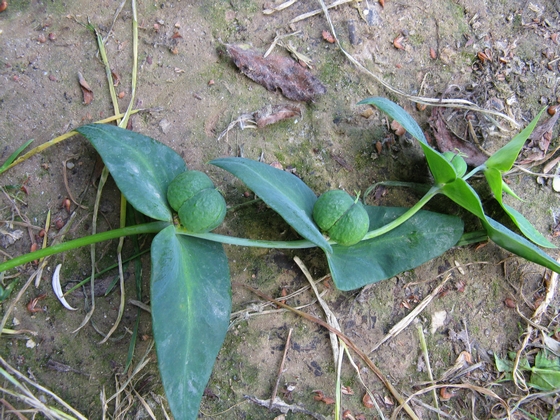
175, 228, 319, 249
462, 165, 484, 181
0, 221, 169, 273
362, 186, 440, 240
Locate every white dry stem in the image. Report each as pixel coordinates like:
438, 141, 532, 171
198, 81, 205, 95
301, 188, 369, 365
370, 274, 451, 353
314, 0, 520, 128
52, 264, 77, 311
294, 257, 340, 362
0, 356, 87, 420
263, 0, 300, 15
294, 256, 345, 420
512, 258, 559, 391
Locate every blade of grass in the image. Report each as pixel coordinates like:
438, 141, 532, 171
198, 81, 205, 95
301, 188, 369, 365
0, 139, 34, 174
120, 0, 138, 129
2, 110, 142, 174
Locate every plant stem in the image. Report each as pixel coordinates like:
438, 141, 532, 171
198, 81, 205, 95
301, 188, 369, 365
362, 186, 440, 240
176, 229, 319, 249
0, 221, 169, 273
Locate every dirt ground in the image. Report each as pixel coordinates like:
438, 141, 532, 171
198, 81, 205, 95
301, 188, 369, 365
1, 0, 560, 419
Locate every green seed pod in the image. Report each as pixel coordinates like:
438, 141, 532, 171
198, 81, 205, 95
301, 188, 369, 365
166, 171, 215, 212
312, 190, 369, 246
167, 170, 226, 233
442, 151, 467, 178
177, 189, 227, 233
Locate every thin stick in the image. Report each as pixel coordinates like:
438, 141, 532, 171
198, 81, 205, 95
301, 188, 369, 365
0, 398, 28, 420
416, 324, 440, 419
512, 258, 559, 391
238, 282, 420, 420
315, 0, 519, 127
370, 274, 451, 353
3, 110, 143, 174
269, 328, 293, 409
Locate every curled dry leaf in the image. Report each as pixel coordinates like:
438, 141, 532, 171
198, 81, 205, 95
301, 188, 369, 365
391, 119, 406, 136
341, 385, 354, 395
518, 111, 560, 164
393, 35, 405, 50
439, 387, 454, 400
27, 293, 47, 313
225, 44, 327, 102
362, 393, 374, 408
428, 108, 487, 166
322, 30, 335, 43
504, 297, 516, 308
254, 104, 301, 128
77, 72, 93, 105
52, 264, 78, 311
321, 396, 335, 405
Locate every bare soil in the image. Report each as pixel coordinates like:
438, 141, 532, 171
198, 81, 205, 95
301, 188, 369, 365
1, 1, 560, 419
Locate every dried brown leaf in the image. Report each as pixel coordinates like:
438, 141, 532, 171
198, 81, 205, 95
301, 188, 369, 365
77, 72, 93, 105
428, 108, 486, 166
518, 111, 560, 164
226, 44, 326, 102
253, 104, 301, 128
322, 30, 335, 43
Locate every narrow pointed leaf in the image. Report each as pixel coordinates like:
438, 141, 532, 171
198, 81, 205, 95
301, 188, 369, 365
484, 108, 545, 171
485, 167, 555, 248
211, 157, 332, 253
76, 124, 187, 221
484, 167, 504, 203
151, 226, 231, 420
358, 97, 456, 184
327, 206, 463, 290
441, 178, 486, 220
0, 138, 34, 174
502, 203, 556, 248
502, 180, 522, 201
484, 217, 560, 274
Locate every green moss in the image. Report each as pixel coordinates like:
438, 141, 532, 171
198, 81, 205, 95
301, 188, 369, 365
46, 0, 67, 15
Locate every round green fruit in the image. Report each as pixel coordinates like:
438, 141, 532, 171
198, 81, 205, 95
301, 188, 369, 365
312, 190, 369, 246
178, 189, 227, 233
442, 151, 467, 178
166, 170, 215, 212
167, 170, 226, 233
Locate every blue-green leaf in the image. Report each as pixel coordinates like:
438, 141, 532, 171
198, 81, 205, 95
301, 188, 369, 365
502, 203, 556, 248
441, 178, 487, 220
484, 108, 546, 172
327, 206, 463, 290
76, 124, 187, 221
484, 217, 560, 274
211, 157, 332, 253
358, 97, 456, 184
151, 226, 231, 420
485, 167, 555, 248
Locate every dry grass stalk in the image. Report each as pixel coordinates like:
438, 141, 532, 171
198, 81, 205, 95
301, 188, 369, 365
269, 328, 293, 409
0, 356, 87, 420
240, 282, 421, 419
512, 262, 559, 391
370, 274, 451, 353
314, 0, 519, 128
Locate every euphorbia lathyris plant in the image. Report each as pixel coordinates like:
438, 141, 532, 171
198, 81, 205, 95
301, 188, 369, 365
1, 98, 558, 420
